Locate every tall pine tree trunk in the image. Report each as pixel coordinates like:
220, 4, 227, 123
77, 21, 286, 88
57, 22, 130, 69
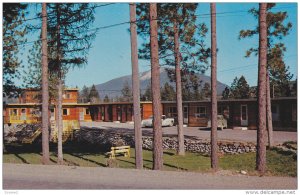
129, 3, 143, 169
256, 3, 268, 174
56, 4, 64, 165
173, 20, 185, 156
266, 72, 273, 147
149, 3, 163, 170
210, 3, 218, 171
57, 79, 63, 164
41, 2, 50, 165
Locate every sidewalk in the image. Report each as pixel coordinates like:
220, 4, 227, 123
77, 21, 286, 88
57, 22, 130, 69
3, 163, 297, 190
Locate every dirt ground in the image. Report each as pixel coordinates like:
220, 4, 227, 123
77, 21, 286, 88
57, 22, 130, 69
3, 163, 297, 189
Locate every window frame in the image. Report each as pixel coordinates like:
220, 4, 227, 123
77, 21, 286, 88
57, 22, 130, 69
63, 108, 69, 116
195, 106, 206, 118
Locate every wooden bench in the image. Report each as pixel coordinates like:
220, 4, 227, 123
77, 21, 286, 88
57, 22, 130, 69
106, 146, 130, 159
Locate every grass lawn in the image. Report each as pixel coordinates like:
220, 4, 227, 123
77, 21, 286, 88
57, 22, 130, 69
3, 144, 297, 177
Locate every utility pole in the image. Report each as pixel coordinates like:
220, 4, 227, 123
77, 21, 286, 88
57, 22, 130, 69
173, 20, 185, 156
41, 2, 50, 165
256, 3, 268, 174
210, 2, 218, 171
129, 3, 143, 169
149, 3, 163, 170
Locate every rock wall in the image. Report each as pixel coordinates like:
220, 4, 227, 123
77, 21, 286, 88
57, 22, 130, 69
142, 137, 256, 154
74, 129, 257, 154
4, 123, 42, 143
4, 125, 257, 154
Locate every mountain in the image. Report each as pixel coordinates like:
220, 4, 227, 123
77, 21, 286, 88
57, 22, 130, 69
94, 68, 228, 100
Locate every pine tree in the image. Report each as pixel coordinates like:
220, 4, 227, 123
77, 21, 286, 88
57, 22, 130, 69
202, 82, 211, 99
121, 81, 133, 102
23, 40, 59, 100
41, 2, 50, 165
3, 3, 28, 97
256, 3, 268, 174
229, 76, 250, 99
222, 87, 230, 99
137, 3, 211, 155
149, 3, 163, 170
239, 3, 293, 97
161, 83, 176, 101
142, 84, 152, 101
89, 84, 100, 103
210, 2, 218, 171
44, 3, 96, 165
103, 95, 110, 102
80, 85, 90, 103
130, 2, 143, 169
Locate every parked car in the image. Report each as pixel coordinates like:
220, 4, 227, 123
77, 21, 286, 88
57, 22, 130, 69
141, 115, 175, 127
207, 115, 227, 130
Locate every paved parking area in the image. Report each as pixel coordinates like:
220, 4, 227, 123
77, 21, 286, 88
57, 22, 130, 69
81, 122, 297, 144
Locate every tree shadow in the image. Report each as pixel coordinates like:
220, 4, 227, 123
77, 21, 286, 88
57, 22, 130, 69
117, 158, 136, 166
67, 152, 107, 167
14, 153, 29, 164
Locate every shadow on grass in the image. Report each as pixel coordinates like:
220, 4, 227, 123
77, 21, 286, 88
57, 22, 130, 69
14, 153, 29, 164
269, 147, 297, 160
67, 153, 107, 167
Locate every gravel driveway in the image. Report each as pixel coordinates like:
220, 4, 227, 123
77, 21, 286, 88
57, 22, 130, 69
81, 122, 297, 145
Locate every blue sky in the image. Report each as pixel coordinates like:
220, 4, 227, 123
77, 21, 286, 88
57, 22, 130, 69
19, 3, 298, 89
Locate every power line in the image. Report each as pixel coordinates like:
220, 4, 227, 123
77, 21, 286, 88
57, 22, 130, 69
10, 4, 298, 47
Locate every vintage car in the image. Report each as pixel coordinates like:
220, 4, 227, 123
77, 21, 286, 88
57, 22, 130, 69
141, 115, 175, 127
207, 115, 228, 130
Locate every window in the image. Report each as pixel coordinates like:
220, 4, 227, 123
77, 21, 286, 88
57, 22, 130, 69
241, 105, 247, 120
85, 108, 90, 115
21, 108, 26, 114
195, 106, 206, 118
10, 109, 18, 116
292, 104, 297, 122
63, 93, 71, 99
271, 105, 278, 114
218, 105, 229, 116
63, 109, 69, 116
271, 104, 279, 121
167, 106, 177, 117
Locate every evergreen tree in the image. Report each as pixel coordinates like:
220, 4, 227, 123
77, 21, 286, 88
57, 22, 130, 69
103, 95, 110, 102
222, 86, 230, 99
239, 3, 293, 97
23, 40, 59, 100
89, 84, 100, 103
229, 76, 250, 99
142, 84, 152, 101
44, 3, 96, 165
161, 83, 176, 101
201, 82, 211, 98
121, 81, 133, 102
256, 3, 268, 174
80, 85, 90, 103
137, 3, 211, 156
3, 3, 28, 97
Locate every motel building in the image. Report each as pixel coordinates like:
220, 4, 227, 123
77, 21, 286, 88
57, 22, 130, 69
3, 88, 297, 131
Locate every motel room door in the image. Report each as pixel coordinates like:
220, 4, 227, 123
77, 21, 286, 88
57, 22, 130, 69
183, 106, 188, 124
79, 109, 84, 121
241, 104, 248, 126
20, 109, 26, 120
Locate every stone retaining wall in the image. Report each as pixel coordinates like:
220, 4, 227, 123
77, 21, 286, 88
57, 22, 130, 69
142, 137, 256, 154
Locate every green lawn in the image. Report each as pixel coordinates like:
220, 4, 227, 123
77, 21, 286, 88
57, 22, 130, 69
3, 145, 297, 177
